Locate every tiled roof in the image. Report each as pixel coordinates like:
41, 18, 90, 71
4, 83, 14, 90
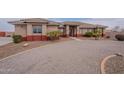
9, 18, 60, 25
20, 18, 49, 23
9, 18, 49, 24
9, 18, 107, 28
62, 21, 83, 25
48, 21, 61, 26
63, 21, 107, 28
80, 23, 97, 28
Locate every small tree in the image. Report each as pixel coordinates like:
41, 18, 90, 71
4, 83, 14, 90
93, 27, 102, 40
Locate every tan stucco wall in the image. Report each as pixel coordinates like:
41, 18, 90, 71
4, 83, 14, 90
47, 25, 59, 32
27, 24, 32, 35
15, 25, 27, 37
42, 24, 47, 35
27, 23, 47, 35
77, 26, 80, 35
14, 24, 59, 36
80, 29, 94, 34
66, 25, 70, 35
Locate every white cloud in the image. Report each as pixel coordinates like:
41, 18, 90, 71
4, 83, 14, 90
81, 18, 124, 29
0, 18, 20, 32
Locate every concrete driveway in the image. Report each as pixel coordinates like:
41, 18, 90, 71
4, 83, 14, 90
0, 40, 124, 74
0, 37, 12, 46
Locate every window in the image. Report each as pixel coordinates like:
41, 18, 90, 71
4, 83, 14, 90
33, 26, 42, 33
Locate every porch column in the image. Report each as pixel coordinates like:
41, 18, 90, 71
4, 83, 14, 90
27, 23, 33, 41
102, 28, 104, 37
27, 23, 32, 36
66, 25, 69, 36
42, 24, 47, 35
77, 26, 80, 36
42, 24, 47, 40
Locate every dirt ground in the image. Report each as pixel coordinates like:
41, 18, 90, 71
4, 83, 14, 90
0, 37, 71, 59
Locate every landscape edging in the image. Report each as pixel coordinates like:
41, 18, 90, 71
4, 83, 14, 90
101, 55, 116, 74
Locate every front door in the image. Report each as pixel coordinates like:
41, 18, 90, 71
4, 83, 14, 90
69, 26, 77, 37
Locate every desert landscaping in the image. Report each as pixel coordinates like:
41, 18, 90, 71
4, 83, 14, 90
0, 18, 124, 74
0, 37, 123, 74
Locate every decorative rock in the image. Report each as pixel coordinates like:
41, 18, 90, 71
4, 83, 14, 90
115, 53, 123, 57
23, 43, 29, 47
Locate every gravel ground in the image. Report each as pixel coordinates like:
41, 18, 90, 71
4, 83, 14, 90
104, 55, 124, 74
0, 39, 123, 74
0, 41, 51, 59
0, 37, 71, 59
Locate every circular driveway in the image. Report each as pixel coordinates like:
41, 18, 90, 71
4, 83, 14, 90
0, 40, 124, 74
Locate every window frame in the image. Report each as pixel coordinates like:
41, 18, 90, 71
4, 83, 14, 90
33, 26, 42, 34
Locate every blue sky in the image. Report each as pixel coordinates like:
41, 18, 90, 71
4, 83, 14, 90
0, 18, 124, 32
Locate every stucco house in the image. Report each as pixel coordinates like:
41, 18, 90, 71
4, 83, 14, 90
9, 18, 107, 41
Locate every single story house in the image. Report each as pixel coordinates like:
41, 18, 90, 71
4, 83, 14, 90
9, 18, 107, 41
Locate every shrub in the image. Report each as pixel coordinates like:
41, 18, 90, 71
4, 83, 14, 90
115, 34, 124, 41
12, 35, 23, 43
47, 31, 62, 41
93, 32, 101, 40
84, 32, 93, 37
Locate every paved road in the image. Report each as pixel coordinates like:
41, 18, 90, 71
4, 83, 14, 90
0, 37, 12, 46
0, 40, 124, 74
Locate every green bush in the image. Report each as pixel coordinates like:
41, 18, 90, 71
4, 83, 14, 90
115, 34, 124, 41
93, 31, 101, 40
47, 31, 62, 41
93, 28, 102, 40
12, 35, 23, 43
84, 32, 93, 37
